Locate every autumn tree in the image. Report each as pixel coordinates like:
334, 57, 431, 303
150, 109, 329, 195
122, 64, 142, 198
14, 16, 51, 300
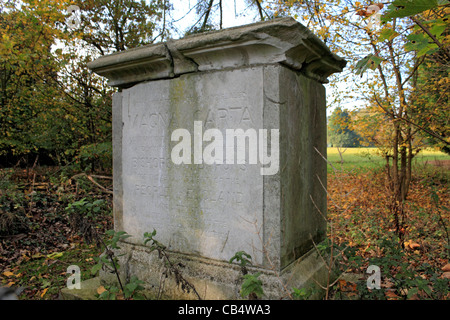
0, 0, 71, 165
328, 107, 361, 147
60, 0, 168, 170
352, 104, 392, 149
407, 8, 450, 154
259, 0, 449, 239
411, 58, 449, 154
78, 0, 169, 55
343, 0, 449, 238
0, 0, 168, 169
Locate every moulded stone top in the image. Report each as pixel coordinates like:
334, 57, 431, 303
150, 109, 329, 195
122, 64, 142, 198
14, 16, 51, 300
87, 17, 346, 87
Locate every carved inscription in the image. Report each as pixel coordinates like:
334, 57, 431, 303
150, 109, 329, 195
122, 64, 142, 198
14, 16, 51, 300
121, 68, 264, 263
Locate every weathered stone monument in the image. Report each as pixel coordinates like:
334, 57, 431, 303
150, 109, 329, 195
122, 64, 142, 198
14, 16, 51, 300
88, 17, 346, 299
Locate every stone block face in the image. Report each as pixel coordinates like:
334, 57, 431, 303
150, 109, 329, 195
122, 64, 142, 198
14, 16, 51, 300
119, 67, 265, 265
277, 66, 328, 268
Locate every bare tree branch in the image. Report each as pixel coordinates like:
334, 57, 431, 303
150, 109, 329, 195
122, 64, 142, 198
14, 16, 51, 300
201, 0, 215, 30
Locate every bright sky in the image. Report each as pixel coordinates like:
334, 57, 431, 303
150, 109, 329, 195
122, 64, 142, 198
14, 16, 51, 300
168, 0, 260, 38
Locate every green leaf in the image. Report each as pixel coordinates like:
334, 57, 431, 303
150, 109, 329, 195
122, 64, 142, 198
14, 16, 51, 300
382, 0, 441, 21
429, 23, 447, 38
423, 284, 432, 296
100, 255, 109, 264
133, 293, 146, 300
417, 44, 439, 57
143, 229, 158, 245
378, 29, 399, 42
240, 272, 264, 298
40, 279, 51, 289
98, 290, 110, 300
91, 263, 103, 275
355, 55, 383, 76
368, 56, 383, 70
229, 251, 252, 267
405, 33, 429, 52
109, 230, 132, 249
405, 33, 440, 56
292, 286, 313, 300
144, 229, 157, 239
407, 287, 418, 298
125, 282, 138, 292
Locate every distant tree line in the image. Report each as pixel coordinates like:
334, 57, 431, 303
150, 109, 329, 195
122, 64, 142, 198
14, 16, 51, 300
327, 107, 362, 148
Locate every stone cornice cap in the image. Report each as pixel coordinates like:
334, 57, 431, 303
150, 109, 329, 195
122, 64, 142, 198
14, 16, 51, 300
87, 17, 347, 88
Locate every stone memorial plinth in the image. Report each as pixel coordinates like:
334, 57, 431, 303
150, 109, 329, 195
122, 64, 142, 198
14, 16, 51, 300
88, 17, 346, 299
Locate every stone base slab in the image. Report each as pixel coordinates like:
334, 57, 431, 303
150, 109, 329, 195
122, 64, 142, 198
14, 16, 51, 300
100, 241, 334, 300
59, 277, 101, 300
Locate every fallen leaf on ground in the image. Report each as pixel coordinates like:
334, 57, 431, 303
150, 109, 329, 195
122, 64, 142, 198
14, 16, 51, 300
97, 286, 107, 295
404, 240, 420, 250
40, 279, 51, 288
410, 242, 420, 249
3, 271, 14, 277
442, 264, 450, 272
40, 288, 48, 298
382, 279, 395, 288
46, 252, 63, 259
385, 290, 400, 300
32, 253, 44, 259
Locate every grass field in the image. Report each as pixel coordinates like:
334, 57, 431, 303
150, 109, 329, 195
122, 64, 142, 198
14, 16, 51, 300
326, 147, 450, 173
